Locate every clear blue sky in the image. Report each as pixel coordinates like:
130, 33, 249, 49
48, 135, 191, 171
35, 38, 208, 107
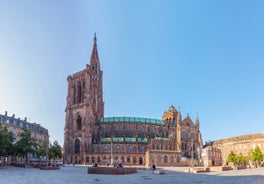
0, 0, 264, 146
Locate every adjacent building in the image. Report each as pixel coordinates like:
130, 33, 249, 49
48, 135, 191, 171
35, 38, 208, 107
209, 133, 264, 166
202, 141, 222, 167
0, 111, 49, 163
63, 34, 203, 166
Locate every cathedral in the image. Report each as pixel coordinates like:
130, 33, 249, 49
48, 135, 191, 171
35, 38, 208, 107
63, 34, 203, 166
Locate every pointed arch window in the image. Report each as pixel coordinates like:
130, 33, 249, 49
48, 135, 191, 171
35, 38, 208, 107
138, 146, 145, 153
125, 126, 133, 137
133, 156, 137, 164
158, 127, 164, 137
127, 156, 130, 163
126, 145, 134, 153
74, 139, 80, 154
92, 145, 99, 153
77, 115, 82, 131
92, 129, 99, 143
139, 156, 143, 165
104, 126, 111, 137
138, 126, 144, 138
181, 131, 187, 138
170, 156, 174, 163
148, 127, 155, 138
115, 126, 123, 137
102, 145, 110, 153
83, 81, 85, 89
114, 145, 123, 153
77, 81, 82, 103
177, 156, 181, 163
190, 133, 195, 140
164, 155, 168, 163
73, 86, 76, 104
157, 155, 161, 163
150, 155, 154, 163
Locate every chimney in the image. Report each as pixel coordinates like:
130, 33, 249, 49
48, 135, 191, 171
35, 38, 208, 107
5, 111, 7, 116
12, 114, 15, 118
24, 117, 27, 122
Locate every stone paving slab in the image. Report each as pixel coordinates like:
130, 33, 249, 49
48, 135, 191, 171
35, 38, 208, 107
1, 166, 264, 184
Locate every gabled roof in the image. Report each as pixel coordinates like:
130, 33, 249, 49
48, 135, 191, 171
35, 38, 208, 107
181, 115, 195, 127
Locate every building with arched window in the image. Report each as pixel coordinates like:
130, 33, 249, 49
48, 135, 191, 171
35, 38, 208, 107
63, 34, 203, 166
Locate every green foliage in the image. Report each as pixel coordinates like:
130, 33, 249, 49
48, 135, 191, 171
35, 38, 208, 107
0, 124, 14, 159
227, 151, 237, 164
36, 138, 49, 159
246, 149, 253, 162
48, 141, 62, 160
14, 128, 36, 162
252, 146, 263, 163
236, 152, 246, 165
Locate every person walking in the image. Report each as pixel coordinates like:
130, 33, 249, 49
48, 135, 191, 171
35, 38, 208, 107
152, 163, 156, 173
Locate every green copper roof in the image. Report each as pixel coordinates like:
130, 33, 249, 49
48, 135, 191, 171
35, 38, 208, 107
137, 138, 148, 143
125, 137, 136, 142
99, 117, 165, 125
100, 137, 148, 143
153, 137, 170, 141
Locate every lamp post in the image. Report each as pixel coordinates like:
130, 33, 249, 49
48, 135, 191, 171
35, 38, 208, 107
111, 136, 113, 166
191, 138, 194, 168
45, 140, 48, 166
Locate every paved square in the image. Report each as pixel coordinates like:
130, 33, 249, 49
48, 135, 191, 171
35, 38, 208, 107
1, 166, 264, 184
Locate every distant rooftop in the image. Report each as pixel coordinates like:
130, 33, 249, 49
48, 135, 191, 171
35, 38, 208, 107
0, 111, 49, 135
99, 117, 165, 125
213, 133, 264, 144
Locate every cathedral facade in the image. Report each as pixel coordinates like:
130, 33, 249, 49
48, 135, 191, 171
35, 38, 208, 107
64, 35, 203, 166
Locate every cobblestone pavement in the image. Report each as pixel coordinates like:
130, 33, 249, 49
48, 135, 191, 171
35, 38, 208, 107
1, 166, 264, 184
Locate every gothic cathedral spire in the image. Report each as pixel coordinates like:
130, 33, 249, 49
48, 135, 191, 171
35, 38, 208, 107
89, 33, 100, 71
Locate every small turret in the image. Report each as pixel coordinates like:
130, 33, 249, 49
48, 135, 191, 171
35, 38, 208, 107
176, 107, 182, 151
195, 113, 200, 130
177, 107, 181, 126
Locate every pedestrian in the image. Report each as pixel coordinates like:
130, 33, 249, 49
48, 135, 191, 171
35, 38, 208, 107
152, 163, 156, 173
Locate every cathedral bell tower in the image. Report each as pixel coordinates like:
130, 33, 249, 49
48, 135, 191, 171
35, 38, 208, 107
64, 34, 104, 164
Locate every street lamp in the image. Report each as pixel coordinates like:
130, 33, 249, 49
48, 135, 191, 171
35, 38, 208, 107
110, 136, 113, 166
191, 138, 193, 168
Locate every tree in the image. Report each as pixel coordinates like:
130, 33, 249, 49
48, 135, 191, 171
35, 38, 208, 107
252, 146, 263, 167
246, 149, 253, 163
48, 141, 62, 161
227, 151, 237, 164
36, 138, 49, 159
0, 124, 14, 165
236, 152, 246, 165
14, 128, 36, 164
